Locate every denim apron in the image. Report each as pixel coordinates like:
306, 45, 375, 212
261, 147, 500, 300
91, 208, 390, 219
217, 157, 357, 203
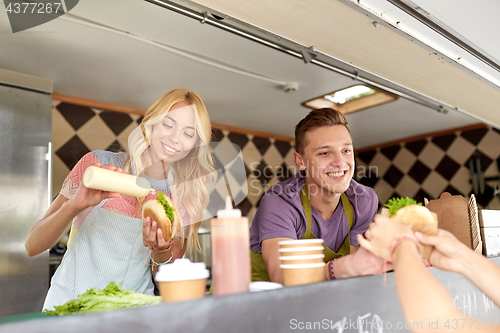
43, 199, 154, 310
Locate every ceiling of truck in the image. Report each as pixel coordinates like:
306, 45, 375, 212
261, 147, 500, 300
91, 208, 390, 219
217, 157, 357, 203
1, 0, 497, 148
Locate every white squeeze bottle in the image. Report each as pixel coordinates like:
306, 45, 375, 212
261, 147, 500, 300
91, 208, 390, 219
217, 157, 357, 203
83, 166, 154, 197
210, 196, 251, 296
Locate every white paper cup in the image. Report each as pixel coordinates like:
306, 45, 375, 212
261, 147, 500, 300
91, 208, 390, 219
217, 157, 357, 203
155, 259, 209, 303
280, 262, 326, 286
278, 239, 324, 248
279, 254, 324, 265
278, 246, 324, 257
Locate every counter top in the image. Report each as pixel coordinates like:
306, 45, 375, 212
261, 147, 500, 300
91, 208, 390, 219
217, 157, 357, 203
1, 257, 499, 333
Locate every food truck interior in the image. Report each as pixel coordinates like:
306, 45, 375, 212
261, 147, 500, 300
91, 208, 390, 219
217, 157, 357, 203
1, 0, 499, 329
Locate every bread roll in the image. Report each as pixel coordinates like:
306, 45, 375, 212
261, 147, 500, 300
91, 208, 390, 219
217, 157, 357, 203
142, 195, 180, 241
392, 205, 438, 260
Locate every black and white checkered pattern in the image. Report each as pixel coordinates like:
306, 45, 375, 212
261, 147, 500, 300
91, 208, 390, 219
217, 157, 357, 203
355, 127, 500, 209
53, 101, 500, 225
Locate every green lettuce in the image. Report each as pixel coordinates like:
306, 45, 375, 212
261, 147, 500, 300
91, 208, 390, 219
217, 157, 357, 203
44, 282, 161, 316
384, 197, 422, 217
157, 191, 175, 221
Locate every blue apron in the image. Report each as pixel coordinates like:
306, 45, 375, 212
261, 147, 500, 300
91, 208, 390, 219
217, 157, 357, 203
43, 199, 154, 311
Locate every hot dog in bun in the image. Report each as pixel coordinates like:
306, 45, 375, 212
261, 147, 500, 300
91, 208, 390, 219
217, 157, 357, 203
142, 192, 179, 242
385, 197, 438, 260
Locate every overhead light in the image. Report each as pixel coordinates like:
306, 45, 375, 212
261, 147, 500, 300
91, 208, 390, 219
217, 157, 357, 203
302, 85, 398, 114
345, 0, 500, 89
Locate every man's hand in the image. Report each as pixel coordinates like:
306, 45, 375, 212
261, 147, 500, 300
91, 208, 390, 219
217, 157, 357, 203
357, 214, 415, 260
334, 246, 394, 279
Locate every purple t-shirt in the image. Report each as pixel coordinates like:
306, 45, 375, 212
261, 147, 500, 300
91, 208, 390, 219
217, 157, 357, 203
250, 172, 378, 253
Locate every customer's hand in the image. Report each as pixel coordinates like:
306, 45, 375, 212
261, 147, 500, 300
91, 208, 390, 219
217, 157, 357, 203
357, 214, 415, 260
416, 229, 469, 274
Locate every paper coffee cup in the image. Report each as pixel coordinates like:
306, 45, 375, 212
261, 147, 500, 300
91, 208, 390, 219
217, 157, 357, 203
155, 259, 209, 303
278, 246, 324, 257
280, 262, 325, 286
279, 254, 324, 265
278, 239, 324, 248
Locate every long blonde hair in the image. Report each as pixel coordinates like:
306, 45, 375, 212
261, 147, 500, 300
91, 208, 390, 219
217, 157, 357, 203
127, 88, 215, 252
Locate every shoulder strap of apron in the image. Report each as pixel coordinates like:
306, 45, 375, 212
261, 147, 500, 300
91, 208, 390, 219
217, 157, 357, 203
300, 186, 354, 261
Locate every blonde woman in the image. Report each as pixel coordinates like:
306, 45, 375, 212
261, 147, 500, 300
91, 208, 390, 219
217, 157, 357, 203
25, 88, 215, 311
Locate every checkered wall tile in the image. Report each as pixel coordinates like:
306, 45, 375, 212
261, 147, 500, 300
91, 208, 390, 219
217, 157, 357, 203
52, 100, 500, 225
51, 101, 297, 224
355, 127, 500, 209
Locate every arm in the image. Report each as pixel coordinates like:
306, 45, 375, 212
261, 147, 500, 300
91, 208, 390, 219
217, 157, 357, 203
25, 194, 78, 257
359, 216, 500, 333
391, 240, 468, 333
251, 191, 299, 283
261, 237, 293, 284
25, 164, 124, 256
417, 230, 500, 308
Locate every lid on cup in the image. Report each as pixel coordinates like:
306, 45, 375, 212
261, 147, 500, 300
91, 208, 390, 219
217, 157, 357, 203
155, 258, 209, 282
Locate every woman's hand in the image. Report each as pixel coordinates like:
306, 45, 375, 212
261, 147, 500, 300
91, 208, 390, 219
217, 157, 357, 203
357, 214, 416, 260
68, 164, 127, 212
142, 216, 173, 252
416, 229, 468, 274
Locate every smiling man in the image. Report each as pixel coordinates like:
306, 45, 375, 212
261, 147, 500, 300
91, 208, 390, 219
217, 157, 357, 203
250, 108, 385, 284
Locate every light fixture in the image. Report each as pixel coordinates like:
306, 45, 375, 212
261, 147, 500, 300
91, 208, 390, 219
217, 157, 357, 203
302, 85, 398, 114
345, 0, 500, 89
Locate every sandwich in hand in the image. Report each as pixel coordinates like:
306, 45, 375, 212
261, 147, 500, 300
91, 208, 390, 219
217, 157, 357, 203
142, 192, 179, 242
385, 197, 438, 260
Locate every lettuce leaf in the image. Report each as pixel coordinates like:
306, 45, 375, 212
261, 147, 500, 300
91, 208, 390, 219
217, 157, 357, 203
44, 282, 161, 316
384, 197, 422, 217
157, 191, 175, 221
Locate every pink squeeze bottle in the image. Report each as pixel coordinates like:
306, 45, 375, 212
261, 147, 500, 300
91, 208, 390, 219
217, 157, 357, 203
210, 196, 251, 296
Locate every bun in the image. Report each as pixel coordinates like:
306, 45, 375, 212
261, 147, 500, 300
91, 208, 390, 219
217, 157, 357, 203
392, 205, 438, 260
142, 195, 180, 241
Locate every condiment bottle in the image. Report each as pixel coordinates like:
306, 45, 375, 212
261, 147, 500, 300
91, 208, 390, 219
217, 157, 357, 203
210, 196, 251, 296
83, 165, 154, 197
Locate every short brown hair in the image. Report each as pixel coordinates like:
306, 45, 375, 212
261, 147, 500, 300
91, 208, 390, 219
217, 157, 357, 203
294, 108, 349, 154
